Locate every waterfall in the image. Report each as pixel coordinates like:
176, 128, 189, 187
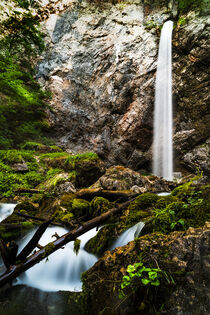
0, 203, 16, 222
15, 226, 98, 292
153, 20, 174, 181
110, 222, 144, 250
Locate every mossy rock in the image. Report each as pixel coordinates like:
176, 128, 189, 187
90, 197, 111, 217
171, 182, 193, 200
129, 193, 159, 212
155, 195, 178, 209
85, 224, 117, 256
60, 193, 76, 208
71, 199, 90, 217
125, 210, 150, 227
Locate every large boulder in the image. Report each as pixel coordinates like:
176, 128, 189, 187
82, 222, 210, 315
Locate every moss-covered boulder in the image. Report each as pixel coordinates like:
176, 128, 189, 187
82, 223, 210, 315
129, 193, 159, 211
90, 197, 111, 217
71, 199, 90, 217
85, 224, 117, 256
40, 152, 105, 188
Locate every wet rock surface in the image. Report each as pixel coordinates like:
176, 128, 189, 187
82, 222, 210, 315
37, 0, 210, 175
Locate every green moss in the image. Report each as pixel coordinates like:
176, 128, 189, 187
15, 201, 37, 215
61, 213, 74, 222
129, 193, 159, 212
85, 224, 117, 256
46, 168, 63, 179
74, 239, 81, 255
21, 221, 34, 229
0, 225, 21, 242
49, 145, 63, 152
126, 210, 150, 227
21, 142, 43, 150
40, 152, 69, 160
90, 197, 111, 217
171, 182, 193, 199
65, 152, 99, 169
71, 199, 90, 217
44, 242, 55, 258
155, 195, 178, 209
60, 194, 76, 207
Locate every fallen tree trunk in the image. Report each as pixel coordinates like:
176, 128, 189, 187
17, 212, 63, 227
16, 220, 52, 262
14, 188, 43, 194
0, 199, 132, 288
76, 188, 138, 201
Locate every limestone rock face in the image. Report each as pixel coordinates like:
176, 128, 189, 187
38, 0, 210, 175
82, 223, 210, 315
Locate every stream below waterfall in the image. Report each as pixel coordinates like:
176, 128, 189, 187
0, 204, 145, 293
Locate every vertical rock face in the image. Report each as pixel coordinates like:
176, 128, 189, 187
38, 0, 210, 175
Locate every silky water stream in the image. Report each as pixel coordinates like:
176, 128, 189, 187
0, 205, 145, 314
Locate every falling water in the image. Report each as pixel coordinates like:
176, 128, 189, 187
15, 226, 98, 292
153, 20, 174, 181
0, 203, 16, 222
110, 222, 144, 250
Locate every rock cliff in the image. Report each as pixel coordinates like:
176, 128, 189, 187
37, 0, 210, 175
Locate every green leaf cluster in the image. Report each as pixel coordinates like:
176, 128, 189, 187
119, 261, 173, 299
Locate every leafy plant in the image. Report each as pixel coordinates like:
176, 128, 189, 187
119, 261, 174, 299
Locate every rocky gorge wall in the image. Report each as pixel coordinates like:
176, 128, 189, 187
37, 0, 210, 176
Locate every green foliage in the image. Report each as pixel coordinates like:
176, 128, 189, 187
0, 0, 44, 59
0, 149, 43, 197
177, 0, 202, 13
153, 202, 185, 233
0, 0, 50, 148
153, 182, 210, 233
0, 55, 49, 148
177, 16, 187, 26
119, 261, 174, 299
74, 239, 81, 255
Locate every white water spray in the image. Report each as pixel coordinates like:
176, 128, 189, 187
110, 222, 144, 250
0, 203, 16, 222
153, 20, 174, 181
15, 226, 98, 292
